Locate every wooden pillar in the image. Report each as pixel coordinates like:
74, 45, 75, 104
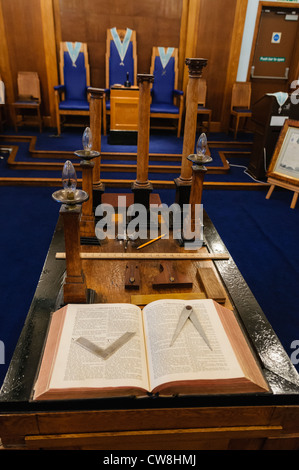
80, 161, 95, 238
89, 87, 105, 205
131, 74, 154, 209
60, 205, 87, 304
40, 0, 59, 128
175, 58, 207, 206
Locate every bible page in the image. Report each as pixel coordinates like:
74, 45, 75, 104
142, 299, 244, 391
49, 303, 149, 392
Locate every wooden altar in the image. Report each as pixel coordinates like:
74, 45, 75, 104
0, 202, 299, 450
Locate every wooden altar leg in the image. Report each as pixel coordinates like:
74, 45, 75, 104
175, 58, 208, 207
131, 74, 154, 209
60, 205, 87, 304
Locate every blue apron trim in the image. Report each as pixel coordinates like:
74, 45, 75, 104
110, 27, 133, 66
66, 42, 82, 67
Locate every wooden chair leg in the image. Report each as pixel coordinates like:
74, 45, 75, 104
55, 110, 61, 135
177, 116, 182, 137
54, 93, 61, 135
37, 106, 42, 133
234, 115, 240, 139
103, 102, 107, 136
0, 106, 3, 132
11, 106, 18, 132
208, 112, 212, 134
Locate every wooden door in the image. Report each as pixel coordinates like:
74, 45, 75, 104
250, 5, 299, 105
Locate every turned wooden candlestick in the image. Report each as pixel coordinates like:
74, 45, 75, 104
80, 159, 96, 237
189, 163, 207, 234
181, 150, 211, 245
175, 58, 208, 206
60, 204, 88, 304
131, 74, 154, 209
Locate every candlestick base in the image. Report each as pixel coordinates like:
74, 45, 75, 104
52, 189, 89, 207
174, 177, 192, 207
80, 214, 96, 238
93, 183, 106, 209
131, 181, 153, 211
63, 272, 88, 304
74, 149, 100, 163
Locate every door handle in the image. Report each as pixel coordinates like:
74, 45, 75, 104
251, 66, 289, 80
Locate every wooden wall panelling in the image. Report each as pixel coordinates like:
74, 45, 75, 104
178, 0, 190, 91
181, 0, 201, 94
56, 0, 184, 89
53, 0, 62, 60
194, 0, 248, 133
40, 0, 59, 127
220, 0, 249, 132
0, 0, 250, 132
0, 0, 51, 126
0, 1, 14, 121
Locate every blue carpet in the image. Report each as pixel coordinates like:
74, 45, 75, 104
1, 127, 256, 183
0, 186, 59, 385
202, 188, 299, 370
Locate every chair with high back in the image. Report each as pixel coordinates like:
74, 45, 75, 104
149, 47, 184, 138
229, 81, 252, 139
149, 47, 183, 138
197, 78, 212, 134
103, 27, 137, 135
54, 42, 90, 135
11, 72, 42, 132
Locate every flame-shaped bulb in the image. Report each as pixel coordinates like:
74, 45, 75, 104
62, 160, 77, 200
82, 127, 92, 155
196, 133, 207, 157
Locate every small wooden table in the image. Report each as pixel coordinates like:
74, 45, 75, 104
109, 86, 139, 144
1, 199, 299, 450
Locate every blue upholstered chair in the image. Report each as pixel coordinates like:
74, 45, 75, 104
103, 28, 137, 135
229, 81, 252, 139
197, 78, 212, 134
54, 42, 90, 135
150, 47, 183, 138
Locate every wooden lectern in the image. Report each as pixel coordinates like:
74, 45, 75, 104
109, 85, 139, 144
248, 93, 299, 180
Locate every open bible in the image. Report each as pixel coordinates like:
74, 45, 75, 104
33, 299, 269, 400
